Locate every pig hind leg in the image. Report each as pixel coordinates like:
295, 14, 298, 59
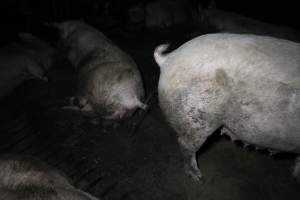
178, 117, 221, 182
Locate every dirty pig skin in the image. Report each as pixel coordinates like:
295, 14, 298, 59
154, 33, 300, 181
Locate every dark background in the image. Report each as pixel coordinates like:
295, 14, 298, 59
0, 1, 299, 200
0, 0, 299, 43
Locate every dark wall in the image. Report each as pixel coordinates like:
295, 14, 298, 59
0, 0, 299, 44
214, 0, 299, 28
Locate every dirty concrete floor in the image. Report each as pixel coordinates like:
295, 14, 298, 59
0, 30, 299, 200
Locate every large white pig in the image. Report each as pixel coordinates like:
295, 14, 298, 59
0, 155, 99, 200
51, 21, 146, 120
155, 33, 300, 181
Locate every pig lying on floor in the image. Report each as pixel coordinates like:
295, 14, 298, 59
51, 20, 146, 120
0, 155, 100, 200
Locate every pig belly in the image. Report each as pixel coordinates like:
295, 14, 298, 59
225, 116, 300, 153
223, 84, 300, 153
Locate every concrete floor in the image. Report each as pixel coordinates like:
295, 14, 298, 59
0, 30, 299, 200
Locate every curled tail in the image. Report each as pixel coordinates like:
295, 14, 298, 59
154, 44, 170, 67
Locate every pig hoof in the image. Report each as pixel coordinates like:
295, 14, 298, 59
186, 169, 204, 183
139, 103, 148, 110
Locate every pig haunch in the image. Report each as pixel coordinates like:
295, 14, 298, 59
155, 33, 300, 181
52, 21, 146, 120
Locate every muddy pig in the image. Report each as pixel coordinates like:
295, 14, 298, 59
0, 34, 53, 102
51, 20, 146, 120
155, 33, 300, 181
0, 154, 99, 200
